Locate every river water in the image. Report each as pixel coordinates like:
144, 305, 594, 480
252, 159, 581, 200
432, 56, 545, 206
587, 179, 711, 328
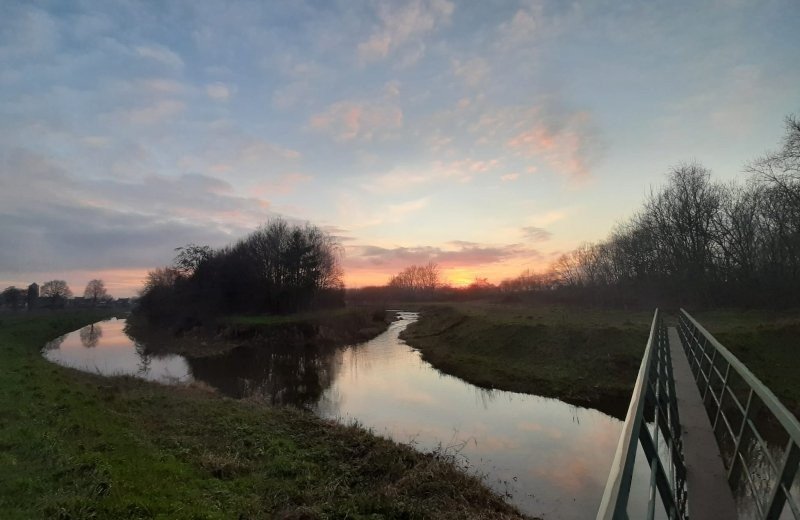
43, 312, 656, 519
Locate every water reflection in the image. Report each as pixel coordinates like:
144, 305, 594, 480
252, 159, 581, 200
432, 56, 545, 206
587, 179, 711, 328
79, 323, 102, 348
186, 343, 343, 406
43, 312, 652, 519
43, 318, 192, 383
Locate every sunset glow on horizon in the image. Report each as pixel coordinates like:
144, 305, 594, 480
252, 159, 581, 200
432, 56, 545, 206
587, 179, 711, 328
2, 1, 798, 297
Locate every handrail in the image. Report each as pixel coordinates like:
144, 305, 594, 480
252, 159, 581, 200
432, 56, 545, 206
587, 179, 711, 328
597, 309, 688, 519
679, 309, 800, 519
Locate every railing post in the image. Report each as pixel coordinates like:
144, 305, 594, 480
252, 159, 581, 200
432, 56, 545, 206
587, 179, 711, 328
763, 441, 800, 520
597, 310, 688, 520
680, 309, 800, 520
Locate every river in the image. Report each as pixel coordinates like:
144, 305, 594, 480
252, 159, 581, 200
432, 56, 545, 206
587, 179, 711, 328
43, 312, 657, 519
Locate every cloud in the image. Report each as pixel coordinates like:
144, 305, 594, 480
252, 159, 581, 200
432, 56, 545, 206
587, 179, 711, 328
0, 5, 59, 59
250, 172, 312, 196
345, 241, 541, 271
507, 109, 603, 182
521, 226, 552, 242
134, 44, 184, 69
387, 197, 428, 216
497, 2, 542, 48
310, 100, 403, 141
141, 78, 185, 94
205, 82, 233, 101
357, 0, 454, 63
361, 158, 501, 193
501, 173, 519, 182
452, 57, 489, 87
0, 149, 277, 274
117, 99, 186, 125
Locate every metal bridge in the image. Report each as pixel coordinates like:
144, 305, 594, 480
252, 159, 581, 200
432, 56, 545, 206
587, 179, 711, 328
597, 309, 800, 520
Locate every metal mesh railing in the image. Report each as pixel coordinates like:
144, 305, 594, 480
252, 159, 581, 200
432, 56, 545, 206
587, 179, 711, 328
679, 309, 800, 519
597, 309, 688, 520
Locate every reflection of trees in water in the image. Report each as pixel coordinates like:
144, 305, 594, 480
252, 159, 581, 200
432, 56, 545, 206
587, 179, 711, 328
79, 323, 103, 348
716, 407, 800, 520
134, 341, 152, 375
186, 342, 344, 406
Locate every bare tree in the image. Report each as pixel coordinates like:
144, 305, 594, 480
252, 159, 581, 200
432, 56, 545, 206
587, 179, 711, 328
173, 244, 213, 276
747, 115, 800, 205
84, 279, 109, 306
388, 262, 441, 295
41, 280, 72, 299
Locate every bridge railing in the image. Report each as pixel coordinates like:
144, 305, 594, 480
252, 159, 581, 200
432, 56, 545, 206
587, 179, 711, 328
597, 309, 688, 520
679, 309, 800, 519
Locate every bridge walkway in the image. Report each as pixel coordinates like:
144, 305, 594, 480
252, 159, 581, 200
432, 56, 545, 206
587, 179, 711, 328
667, 326, 737, 519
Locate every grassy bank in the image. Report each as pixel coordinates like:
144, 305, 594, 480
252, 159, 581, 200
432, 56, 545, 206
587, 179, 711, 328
400, 303, 653, 418
400, 303, 800, 419
691, 308, 800, 418
127, 307, 391, 358
0, 311, 529, 519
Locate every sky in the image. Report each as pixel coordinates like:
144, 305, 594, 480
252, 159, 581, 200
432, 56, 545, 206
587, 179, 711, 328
1, 0, 799, 297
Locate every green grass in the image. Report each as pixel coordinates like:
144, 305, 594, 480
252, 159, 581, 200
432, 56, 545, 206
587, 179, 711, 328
0, 310, 530, 519
401, 302, 800, 420
690, 308, 800, 417
127, 307, 390, 358
400, 303, 654, 418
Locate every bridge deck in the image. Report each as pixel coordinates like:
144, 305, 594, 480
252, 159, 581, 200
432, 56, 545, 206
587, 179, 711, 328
667, 326, 738, 519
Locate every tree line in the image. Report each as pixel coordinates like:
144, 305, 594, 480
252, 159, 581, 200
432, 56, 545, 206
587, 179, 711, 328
136, 219, 344, 327
0, 279, 111, 310
348, 115, 800, 308
505, 115, 800, 307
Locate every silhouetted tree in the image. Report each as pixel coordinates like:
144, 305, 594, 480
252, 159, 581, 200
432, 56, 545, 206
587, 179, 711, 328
84, 279, 109, 306
388, 262, 441, 299
504, 114, 800, 307
136, 219, 344, 327
40, 280, 72, 306
173, 244, 213, 276
1, 286, 25, 310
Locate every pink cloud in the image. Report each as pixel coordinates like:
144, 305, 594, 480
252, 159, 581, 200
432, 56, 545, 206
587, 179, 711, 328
250, 172, 312, 197
357, 0, 454, 63
310, 100, 403, 141
508, 111, 601, 182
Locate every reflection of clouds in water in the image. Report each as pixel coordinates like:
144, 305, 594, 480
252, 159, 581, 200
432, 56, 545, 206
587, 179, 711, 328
43, 319, 192, 384
538, 458, 595, 494
45, 313, 630, 519
517, 421, 564, 440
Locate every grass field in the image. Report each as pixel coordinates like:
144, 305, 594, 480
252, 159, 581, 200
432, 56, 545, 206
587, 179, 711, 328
400, 303, 654, 418
0, 310, 529, 519
690, 308, 800, 417
401, 302, 800, 419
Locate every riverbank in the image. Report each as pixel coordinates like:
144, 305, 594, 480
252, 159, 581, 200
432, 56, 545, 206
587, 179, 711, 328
126, 307, 391, 358
400, 303, 800, 419
400, 303, 652, 418
0, 311, 530, 519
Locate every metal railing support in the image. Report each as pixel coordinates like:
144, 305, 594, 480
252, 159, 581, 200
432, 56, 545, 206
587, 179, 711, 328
679, 309, 800, 520
597, 310, 688, 520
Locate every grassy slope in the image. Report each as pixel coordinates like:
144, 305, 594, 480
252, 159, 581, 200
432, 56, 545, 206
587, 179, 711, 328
401, 303, 653, 418
691, 308, 800, 417
129, 307, 390, 358
0, 311, 529, 520
401, 303, 800, 419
